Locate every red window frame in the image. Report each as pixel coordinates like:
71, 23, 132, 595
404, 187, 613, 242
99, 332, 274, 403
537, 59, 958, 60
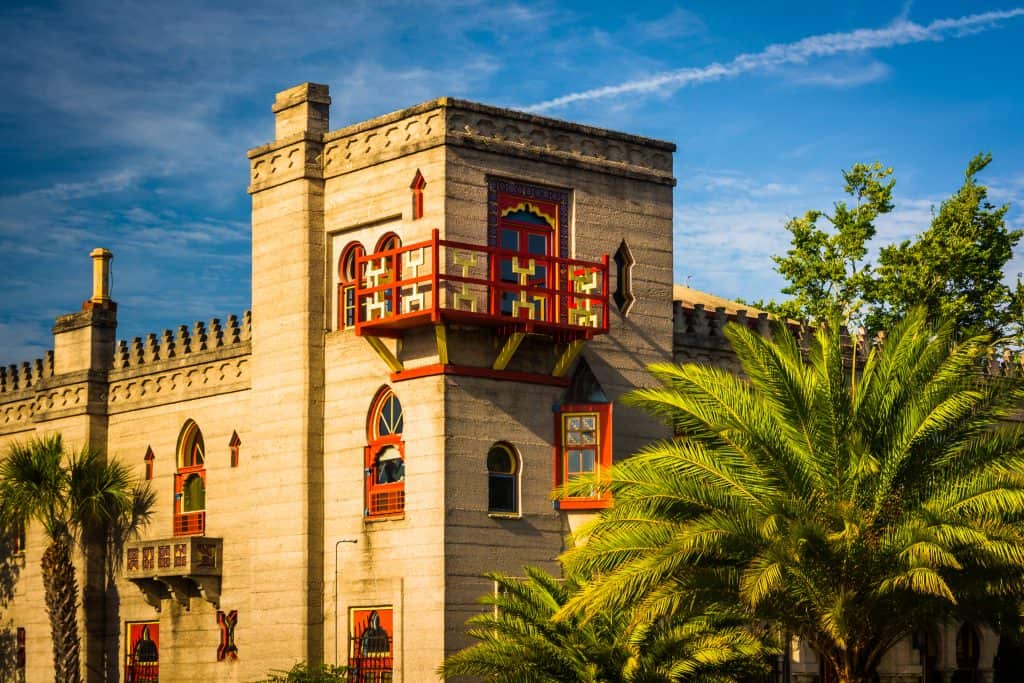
410, 170, 426, 220
349, 607, 394, 682
144, 446, 154, 481
339, 242, 366, 330
365, 388, 405, 518
491, 194, 557, 321
125, 622, 159, 682
174, 420, 206, 536
553, 403, 612, 510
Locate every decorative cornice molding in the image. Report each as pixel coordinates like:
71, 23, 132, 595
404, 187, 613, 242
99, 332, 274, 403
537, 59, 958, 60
301, 98, 675, 185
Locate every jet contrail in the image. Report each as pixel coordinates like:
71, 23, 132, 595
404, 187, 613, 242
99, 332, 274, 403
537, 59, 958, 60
527, 8, 1024, 112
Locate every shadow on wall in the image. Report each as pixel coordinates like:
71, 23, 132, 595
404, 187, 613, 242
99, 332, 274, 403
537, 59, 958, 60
0, 536, 22, 678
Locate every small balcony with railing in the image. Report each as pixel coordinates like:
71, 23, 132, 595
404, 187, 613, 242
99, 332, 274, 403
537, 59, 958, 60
123, 535, 222, 611
352, 229, 610, 382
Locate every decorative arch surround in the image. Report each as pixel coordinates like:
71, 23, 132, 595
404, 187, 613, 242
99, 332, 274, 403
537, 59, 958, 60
487, 178, 571, 322
410, 170, 426, 220
174, 419, 206, 536
487, 442, 519, 515
339, 241, 366, 330
364, 387, 405, 518
613, 239, 636, 316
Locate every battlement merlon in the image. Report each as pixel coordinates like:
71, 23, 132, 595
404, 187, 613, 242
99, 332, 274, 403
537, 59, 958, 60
247, 83, 677, 194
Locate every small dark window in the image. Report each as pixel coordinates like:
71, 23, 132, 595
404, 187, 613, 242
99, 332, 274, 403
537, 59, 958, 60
487, 443, 518, 514
144, 446, 155, 481
613, 240, 636, 316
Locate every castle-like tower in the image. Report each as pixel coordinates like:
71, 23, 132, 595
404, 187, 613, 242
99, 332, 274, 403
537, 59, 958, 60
0, 84, 1002, 683
0, 82, 677, 681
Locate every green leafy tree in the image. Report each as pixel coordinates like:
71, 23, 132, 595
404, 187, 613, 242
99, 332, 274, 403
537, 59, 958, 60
440, 566, 769, 683
761, 154, 1022, 341
254, 662, 350, 682
0, 435, 154, 683
763, 162, 894, 326
560, 311, 1024, 683
869, 153, 1023, 339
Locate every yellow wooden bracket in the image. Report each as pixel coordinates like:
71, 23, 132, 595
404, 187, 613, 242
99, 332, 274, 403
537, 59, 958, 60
552, 340, 586, 378
492, 332, 526, 371
434, 323, 448, 366
365, 336, 404, 373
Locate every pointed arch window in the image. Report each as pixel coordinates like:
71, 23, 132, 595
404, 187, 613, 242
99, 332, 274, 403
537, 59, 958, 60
339, 242, 366, 330
229, 431, 241, 468
411, 170, 426, 220
174, 420, 206, 536
144, 446, 155, 481
365, 388, 405, 518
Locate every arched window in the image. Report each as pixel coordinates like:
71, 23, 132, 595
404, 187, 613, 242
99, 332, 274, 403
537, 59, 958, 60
487, 443, 519, 514
174, 420, 206, 536
955, 623, 981, 676
365, 388, 405, 518
339, 242, 365, 330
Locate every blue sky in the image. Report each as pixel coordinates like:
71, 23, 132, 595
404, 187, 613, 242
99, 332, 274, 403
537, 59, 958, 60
1, 1, 1022, 365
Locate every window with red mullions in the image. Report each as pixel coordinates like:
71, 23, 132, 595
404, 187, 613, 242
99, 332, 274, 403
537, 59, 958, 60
174, 420, 206, 536
339, 242, 365, 330
365, 387, 405, 518
554, 403, 612, 510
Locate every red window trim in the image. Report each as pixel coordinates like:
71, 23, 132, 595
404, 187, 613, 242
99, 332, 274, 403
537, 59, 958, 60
365, 387, 405, 519
338, 242, 366, 330
553, 403, 612, 510
174, 421, 207, 536
410, 171, 426, 220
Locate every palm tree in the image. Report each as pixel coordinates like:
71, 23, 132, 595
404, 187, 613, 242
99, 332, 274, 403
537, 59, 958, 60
0, 434, 154, 683
440, 565, 769, 682
561, 310, 1024, 683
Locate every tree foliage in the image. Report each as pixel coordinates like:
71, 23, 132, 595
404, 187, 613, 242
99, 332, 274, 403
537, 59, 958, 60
440, 565, 770, 683
769, 162, 894, 326
0, 435, 154, 683
560, 311, 1024, 683
761, 154, 1022, 339
869, 153, 1024, 338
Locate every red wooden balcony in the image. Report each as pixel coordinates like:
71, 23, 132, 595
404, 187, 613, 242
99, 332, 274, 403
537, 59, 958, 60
354, 229, 610, 341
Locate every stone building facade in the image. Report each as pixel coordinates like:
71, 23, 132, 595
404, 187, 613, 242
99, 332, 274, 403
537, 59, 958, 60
0, 83, 1000, 682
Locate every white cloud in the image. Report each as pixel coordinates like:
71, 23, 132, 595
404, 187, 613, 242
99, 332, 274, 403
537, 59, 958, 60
528, 8, 1024, 111
787, 60, 892, 88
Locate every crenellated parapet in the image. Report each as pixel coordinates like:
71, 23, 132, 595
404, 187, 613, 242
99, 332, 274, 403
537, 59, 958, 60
106, 311, 252, 414
111, 312, 251, 371
0, 312, 252, 434
0, 351, 55, 396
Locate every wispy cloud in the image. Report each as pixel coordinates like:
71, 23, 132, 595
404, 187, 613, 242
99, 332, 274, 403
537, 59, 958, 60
528, 8, 1024, 111
787, 60, 892, 88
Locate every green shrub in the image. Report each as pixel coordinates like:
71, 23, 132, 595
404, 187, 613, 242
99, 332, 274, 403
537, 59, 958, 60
253, 662, 350, 682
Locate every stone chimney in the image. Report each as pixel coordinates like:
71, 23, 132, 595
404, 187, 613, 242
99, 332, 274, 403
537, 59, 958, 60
52, 248, 117, 375
272, 82, 331, 139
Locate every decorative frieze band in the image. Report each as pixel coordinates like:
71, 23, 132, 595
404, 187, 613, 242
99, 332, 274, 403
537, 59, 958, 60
253, 98, 675, 185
